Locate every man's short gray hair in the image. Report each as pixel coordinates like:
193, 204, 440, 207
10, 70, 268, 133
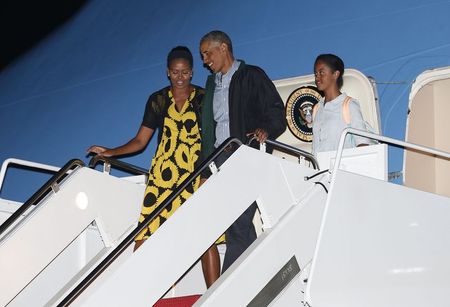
200, 30, 233, 54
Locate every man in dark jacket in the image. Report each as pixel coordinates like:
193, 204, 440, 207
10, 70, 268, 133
199, 30, 286, 280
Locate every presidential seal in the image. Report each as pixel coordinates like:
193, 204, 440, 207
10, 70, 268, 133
285, 86, 322, 142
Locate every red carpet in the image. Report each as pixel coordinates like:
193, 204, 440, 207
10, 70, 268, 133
153, 294, 201, 307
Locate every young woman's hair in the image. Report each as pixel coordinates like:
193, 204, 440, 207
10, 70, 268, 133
315, 54, 345, 88
167, 46, 193, 68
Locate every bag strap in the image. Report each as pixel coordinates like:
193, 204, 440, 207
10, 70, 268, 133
312, 102, 320, 121
312, 95, 353, 124
342, 96, 352, 125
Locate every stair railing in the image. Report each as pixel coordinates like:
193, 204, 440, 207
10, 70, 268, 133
88, 155, 149, 177
0, 159, 85, 239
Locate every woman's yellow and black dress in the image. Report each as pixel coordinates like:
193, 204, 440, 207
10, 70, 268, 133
135, 85, 205, 240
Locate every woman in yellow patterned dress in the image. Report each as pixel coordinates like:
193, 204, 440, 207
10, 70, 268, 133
87, 46, 221, 287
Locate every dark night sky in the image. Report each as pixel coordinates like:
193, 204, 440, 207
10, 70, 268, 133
0, 0, 87, 71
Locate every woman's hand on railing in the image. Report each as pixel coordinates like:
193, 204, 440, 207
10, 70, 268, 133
86, 145, 112, 157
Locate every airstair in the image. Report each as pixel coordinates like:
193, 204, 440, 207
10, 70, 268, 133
0, 131, 449, 307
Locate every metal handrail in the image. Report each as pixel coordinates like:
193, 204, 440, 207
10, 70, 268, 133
58, 137, 243, 306
264, 139, 319, 169
88, 155, 149, 176
331, 128, 450, 179
0, 159, 85, 238
0, 158, 60, 195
